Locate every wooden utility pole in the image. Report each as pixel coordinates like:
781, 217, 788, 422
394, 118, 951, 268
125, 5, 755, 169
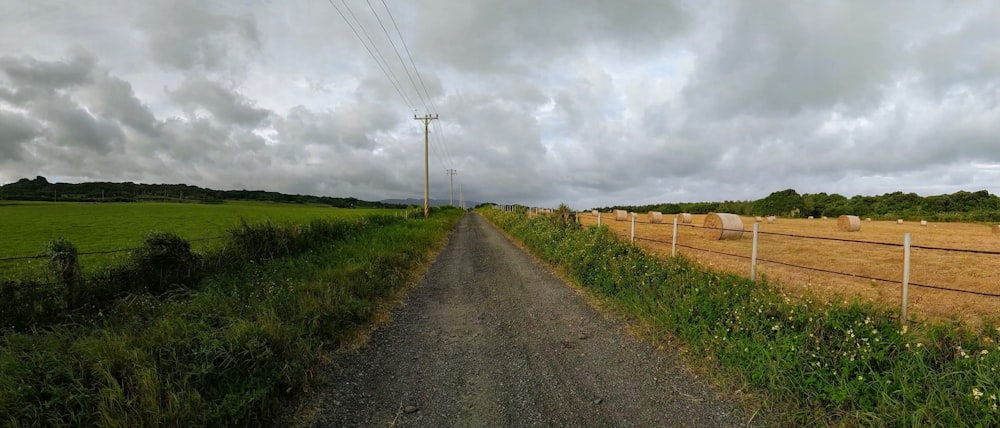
415, 114, 438, 218
446, 169, 457, 206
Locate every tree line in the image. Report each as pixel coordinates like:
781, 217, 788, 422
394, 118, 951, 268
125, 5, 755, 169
596, 188, 1000, 222
0, 176, 403, 209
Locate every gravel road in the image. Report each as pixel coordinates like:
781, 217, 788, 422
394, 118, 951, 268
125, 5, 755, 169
302, 213, 756, 427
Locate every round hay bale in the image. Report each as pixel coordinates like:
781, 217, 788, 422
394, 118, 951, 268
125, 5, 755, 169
897, 219, 904, 224
754, 216, 763, 222
993, 225, 1000, 234
648, 211, 663, 223
837, 215, 862, 232
821, 216, 828, 220
704, 212, 744, 240
677, 213, 693, 224
766, 216, 776, 224
920, 220, 928, 226
614, 210, 627, 221
865, 218, 872, 222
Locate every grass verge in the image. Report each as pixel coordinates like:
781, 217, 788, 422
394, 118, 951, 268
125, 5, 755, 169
481, 208, 1000, 427
0, 207, 463, 426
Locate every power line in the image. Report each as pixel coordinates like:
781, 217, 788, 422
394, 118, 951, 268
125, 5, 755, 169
326, 0, 459, 186
324, 0, 415, 112
379, 0, 457, 171
366, 0, 429, 113
380, 0, 436, 112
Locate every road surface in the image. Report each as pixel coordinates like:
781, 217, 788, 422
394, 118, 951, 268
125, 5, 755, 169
301, 213, 755, 427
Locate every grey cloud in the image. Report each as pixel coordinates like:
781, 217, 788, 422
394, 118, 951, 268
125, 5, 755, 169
277, 102, 400, 149
6, 1, 1000, 210
84, 74, 160, 136
169, 77, 270, 126
30, 93, 125, 154
413, 0, 689, 73
685, 2, 913, 118
0, 110, 43, 161
911, 4, 1000, 95
0, 51, 95, 91
139, 0, 261, 72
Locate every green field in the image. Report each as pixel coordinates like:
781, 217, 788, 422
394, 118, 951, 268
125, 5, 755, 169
1, 207, 464, 425
0, 201, 413, 279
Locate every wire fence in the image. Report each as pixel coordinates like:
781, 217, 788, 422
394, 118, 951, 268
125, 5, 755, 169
584, 212, 1000, 310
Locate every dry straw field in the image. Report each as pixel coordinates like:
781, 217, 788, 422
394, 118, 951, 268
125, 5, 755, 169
579, 213, 1000, 323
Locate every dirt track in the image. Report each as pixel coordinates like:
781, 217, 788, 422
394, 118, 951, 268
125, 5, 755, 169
301, 213, 755, 427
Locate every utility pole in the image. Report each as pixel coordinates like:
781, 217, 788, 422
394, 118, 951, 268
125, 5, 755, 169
414, 114, 438, 218
446, 169, 457, 206
459, 183, 464, 210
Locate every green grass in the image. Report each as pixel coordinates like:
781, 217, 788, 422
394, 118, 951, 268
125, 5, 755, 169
0, 201, 412, 279
0, 207, 463, 426
481, 208, 1000, 427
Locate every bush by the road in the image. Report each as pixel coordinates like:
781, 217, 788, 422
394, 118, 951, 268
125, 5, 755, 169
481, 208, 1000, 427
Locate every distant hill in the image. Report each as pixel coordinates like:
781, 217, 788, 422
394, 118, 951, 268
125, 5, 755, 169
380, 198, 483, 208
0, 176, 402, 208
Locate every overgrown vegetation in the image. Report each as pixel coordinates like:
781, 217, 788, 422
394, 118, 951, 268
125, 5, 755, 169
597, 188, 1000, 222
481, 208, 1000, 426
0, 207, 463, 426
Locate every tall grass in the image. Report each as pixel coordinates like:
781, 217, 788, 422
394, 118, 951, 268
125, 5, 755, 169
0, 207, 463, 426
481, 208, 1000, 426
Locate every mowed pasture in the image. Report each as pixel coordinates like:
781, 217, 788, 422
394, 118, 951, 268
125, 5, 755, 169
0, 201, 404, 278
580, 213, 1000, 323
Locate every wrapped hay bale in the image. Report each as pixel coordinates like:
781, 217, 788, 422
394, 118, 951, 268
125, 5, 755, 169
591, 210, 598, 216
677, 213, 693, 224
766, 216, 776, 224
808, 216, 814, 220
704, 212, 744, 240
648, 211, 663, 223
921, 220, 928, 226
821, 216, 829, 220
614, 210, 627, 221
897, 219, 904, 224
865, 218, 872, 222
837, 215, 862, 232
754, 216, 764, 222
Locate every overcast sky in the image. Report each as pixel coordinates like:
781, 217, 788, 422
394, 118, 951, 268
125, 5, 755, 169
1, 1, 999, 209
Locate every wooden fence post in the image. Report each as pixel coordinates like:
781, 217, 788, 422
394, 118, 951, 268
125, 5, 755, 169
901, 233, 911, 325
671, 218, 678, 257
630, 213, 636, 243
751, 223, 759, 282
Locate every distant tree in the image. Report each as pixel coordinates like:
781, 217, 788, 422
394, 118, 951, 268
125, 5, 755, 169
752, 189, 804, 216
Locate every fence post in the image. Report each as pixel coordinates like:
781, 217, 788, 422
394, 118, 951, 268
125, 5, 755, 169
630, 213, 636, 243
597, 212, 601, 226
901, 233, 911, 325
751, 223, 759, 282
671, 218, 678, 257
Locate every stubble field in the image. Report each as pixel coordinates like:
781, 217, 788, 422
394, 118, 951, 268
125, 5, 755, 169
580, 212, 1000, 323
